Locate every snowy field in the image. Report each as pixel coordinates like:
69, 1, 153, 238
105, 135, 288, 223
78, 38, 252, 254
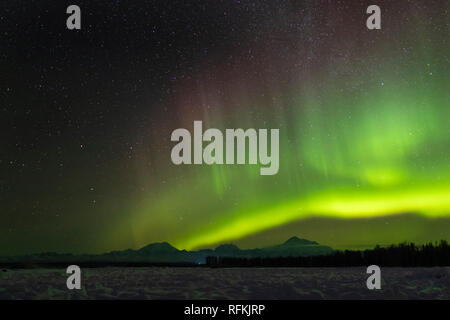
0, 267, 449, 300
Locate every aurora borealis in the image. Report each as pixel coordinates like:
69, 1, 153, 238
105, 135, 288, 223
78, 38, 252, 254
1, 0, 449, 255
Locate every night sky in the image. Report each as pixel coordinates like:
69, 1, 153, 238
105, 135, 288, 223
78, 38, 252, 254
1, 0, 449, 255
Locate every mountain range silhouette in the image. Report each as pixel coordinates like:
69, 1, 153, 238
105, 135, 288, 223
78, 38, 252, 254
0, 237, 334, 264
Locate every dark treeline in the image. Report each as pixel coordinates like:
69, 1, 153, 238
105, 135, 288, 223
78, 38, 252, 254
206, 241, 450, 267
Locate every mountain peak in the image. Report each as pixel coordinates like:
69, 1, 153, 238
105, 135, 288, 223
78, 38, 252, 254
283, 237, 318, 246
138, 242, 179, 253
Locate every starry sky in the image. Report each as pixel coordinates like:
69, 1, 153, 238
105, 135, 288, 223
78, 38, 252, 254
1, 0, 449, 255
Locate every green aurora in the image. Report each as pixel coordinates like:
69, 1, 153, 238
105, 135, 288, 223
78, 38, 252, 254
2, 1, 449, 255
131, 47, 449, 251
123, 3, 450, 252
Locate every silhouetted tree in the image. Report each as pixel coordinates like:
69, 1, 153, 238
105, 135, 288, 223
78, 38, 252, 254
206, 241, 450, 267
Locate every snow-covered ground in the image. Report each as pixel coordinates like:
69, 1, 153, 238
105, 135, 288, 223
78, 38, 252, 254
1, 267, 449, 300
